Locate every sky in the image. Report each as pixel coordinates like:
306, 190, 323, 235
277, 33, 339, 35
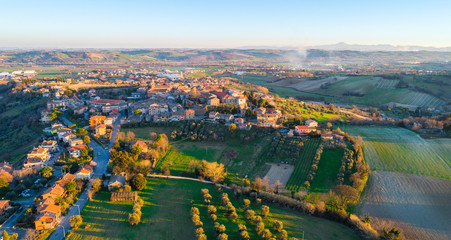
0, 0, 450, 49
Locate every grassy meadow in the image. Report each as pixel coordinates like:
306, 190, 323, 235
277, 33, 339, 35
343, 126, 451, 179
122, 126, 273, 179
68, 178, 360, 240
309, 149, 344, 193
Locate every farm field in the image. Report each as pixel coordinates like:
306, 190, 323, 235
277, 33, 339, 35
124, 126, 274, 179
285, 138, 321, 192
342, 126, 451, 179
308, 76, 446, 108
358, 171, 451, 240
426, 138, 451, 168
68, 178, 361, 240
308, 149, 344, 194
270, 76, 348, 92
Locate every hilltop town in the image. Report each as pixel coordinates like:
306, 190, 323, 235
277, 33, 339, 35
0, 52, 449, 240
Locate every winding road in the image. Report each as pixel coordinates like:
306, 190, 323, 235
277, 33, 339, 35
48, 115, 121, 240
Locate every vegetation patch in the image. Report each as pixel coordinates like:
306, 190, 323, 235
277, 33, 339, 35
343, 126, 451, 179
69, 178, 361, 240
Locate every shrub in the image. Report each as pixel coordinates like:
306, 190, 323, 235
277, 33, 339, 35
215, 223, 226, 234
251, 215, 262, 224
128, 213, 140, 225
244, 209, 255, 220
197, 234, 207, 240
240, 230, 250, 240
210, 214, 217, 221
230, 211, 238, 221
260, 229, 272, 240
192, 214, 200, 223
261, 205, 270, 217
131, 174, 146, 191
256, 221, 265, 233
243, 199, 251, 208
273, 220, 283, 232
217, 233, 228, 240
279, 230, 288, 240
191, 207, 200, 216
69, 215, 83, 229
208, 205, 217, 215
238, 224, 247, 232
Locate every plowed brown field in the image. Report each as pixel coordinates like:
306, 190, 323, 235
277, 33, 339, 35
359, 171, 451, 240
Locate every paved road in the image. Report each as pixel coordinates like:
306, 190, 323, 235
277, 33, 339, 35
49, 116, 120, 240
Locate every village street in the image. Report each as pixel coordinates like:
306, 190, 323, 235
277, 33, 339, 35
48, 116, 120, 240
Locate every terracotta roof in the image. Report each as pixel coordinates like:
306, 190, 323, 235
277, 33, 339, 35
77, 165, 93, 175
0, 200, 9, 209
40, 204, 61, 214
67, 144, 86, 152
132, 141, 147, 150
43, 185, 65, 198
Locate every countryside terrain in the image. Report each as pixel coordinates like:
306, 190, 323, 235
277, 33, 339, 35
342, 126, 451, 240
68, 178, 361, 240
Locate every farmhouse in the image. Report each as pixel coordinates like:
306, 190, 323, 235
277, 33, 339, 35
108, 173, 126, 191
131, 140, 148, 153
295, 125, 316, 135
305, 119, 318, 128
321, 132, 333, 141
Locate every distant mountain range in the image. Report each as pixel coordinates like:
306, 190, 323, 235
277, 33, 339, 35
239, 42, 451, 52
305, 42, 451, 52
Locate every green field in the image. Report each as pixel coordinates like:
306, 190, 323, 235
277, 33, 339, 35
310, 76, 446, 108
123, 126, 272, 178
343, 126, 451, 179
68, 178, 360, 240
285, 138, 321, 191
121, 126, 173, 139
309, 149, 344, 193
427, 138, 451, 168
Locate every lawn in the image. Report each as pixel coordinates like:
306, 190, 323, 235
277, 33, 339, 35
159, 138, 272, 179
342, 126, 451, 179
121, 126, 173, 139
123, 126, 273, 178
309, 149, 344, 193
68, 178, 360, 240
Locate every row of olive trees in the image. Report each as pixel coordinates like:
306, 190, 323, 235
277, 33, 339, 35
190, 206, 207, 240
128, 198, 144, 225
304, 144, 324, 189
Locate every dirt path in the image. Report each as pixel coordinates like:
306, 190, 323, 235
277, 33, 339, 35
358, 171, 451, 240
339, 109, 373, 121
147, 174, 232, 190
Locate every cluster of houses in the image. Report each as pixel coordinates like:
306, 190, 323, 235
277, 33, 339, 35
34, 163, 94, 231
